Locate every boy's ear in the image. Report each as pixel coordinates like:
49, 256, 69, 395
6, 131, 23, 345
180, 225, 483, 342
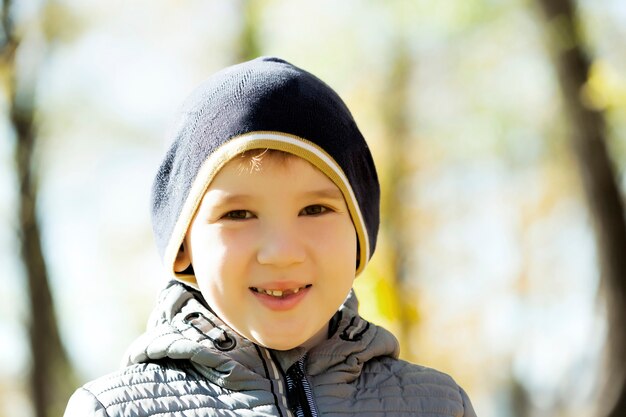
174, 242, 192, 272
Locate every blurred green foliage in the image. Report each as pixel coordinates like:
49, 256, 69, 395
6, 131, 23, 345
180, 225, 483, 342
1, 1, 625, 416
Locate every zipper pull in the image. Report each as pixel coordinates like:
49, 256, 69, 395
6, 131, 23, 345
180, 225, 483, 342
285, 357, 316, 417
286, 360, 305, 411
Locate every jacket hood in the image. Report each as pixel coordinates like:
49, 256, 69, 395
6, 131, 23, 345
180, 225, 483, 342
151, 56, 380, 287
124, 282, 399, 389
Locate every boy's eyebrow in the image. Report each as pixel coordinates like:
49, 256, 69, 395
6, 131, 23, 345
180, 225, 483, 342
203, 191, 251, 207
205, 187, 344, 205
303, 187, 344, 200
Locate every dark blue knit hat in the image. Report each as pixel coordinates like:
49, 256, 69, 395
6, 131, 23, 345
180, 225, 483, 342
152, 56, 380, 286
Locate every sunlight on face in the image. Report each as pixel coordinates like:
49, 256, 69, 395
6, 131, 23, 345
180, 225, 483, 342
181, 153, 357, 350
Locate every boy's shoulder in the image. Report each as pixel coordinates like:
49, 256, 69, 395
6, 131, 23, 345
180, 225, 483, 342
63, 360, 222, 417
353, 355, 476, 417
363, 354, 462, 387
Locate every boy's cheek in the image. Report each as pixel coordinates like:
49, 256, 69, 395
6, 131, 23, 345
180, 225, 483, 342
190, 225, 251, 250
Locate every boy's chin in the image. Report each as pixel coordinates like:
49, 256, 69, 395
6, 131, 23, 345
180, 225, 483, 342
265, 344, 302, 352
252, 325, 329, 351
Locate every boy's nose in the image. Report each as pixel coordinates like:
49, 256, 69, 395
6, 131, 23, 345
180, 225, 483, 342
256, 226, 306, 267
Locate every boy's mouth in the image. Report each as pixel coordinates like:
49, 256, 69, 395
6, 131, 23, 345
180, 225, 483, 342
250, 284, 312, 298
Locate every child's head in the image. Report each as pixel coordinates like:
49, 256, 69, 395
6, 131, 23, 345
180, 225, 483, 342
151, 57, 380, 350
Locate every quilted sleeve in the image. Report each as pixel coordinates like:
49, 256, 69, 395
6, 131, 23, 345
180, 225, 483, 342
63, 387, 110, 417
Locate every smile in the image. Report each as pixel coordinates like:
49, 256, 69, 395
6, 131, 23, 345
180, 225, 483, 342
250, 284, 312, 298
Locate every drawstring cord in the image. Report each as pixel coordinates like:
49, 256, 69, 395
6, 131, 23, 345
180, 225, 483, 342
183, 312, 237, 351
340, 316, 369, 342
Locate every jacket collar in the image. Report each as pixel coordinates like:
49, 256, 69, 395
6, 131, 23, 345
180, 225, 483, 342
124, 281, 399, 388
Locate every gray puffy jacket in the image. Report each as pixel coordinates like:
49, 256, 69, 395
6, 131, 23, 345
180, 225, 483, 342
64, 282, 476, 417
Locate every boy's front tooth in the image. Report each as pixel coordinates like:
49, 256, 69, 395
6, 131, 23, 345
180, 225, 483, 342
271, 290, 283, 297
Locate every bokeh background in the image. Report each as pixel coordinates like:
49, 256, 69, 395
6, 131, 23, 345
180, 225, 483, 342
1, 0, 626, 416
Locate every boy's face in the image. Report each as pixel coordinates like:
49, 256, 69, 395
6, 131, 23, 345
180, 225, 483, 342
175, 153, 358, 350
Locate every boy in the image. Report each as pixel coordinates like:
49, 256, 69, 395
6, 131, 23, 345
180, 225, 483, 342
64, 57, 476, 416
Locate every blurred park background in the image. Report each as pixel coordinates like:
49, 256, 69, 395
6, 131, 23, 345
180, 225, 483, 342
2, 0, 626, 416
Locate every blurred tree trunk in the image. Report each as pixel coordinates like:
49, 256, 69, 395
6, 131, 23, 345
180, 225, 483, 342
380, 39, 414, 354
1, 2, 75, 417
236, 0, 262, 62
535, 0, 626, 415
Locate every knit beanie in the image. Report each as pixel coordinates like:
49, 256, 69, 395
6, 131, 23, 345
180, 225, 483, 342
152, 56, 380, 287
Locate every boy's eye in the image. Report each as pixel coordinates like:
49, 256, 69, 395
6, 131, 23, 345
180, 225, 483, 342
222, 210, 254, 220
299, 205, 329, 216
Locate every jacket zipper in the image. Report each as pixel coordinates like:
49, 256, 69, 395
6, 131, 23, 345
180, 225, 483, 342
284, 355, 318, 417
